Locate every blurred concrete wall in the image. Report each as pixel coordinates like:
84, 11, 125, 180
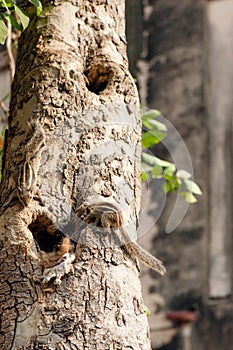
207, 0, 233, 300
127, 0, 233, 349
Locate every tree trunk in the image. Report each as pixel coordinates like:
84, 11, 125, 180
0, 1, 152, 349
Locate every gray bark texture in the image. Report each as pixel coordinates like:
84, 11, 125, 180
0, 1, 152, 349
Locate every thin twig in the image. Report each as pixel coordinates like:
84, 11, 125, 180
0, 99, 8, 121
6, 21, 15, 82
2, 0, 15, 81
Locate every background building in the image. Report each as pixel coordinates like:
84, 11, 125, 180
0, 1, 232, 348
127, 0, 232, 349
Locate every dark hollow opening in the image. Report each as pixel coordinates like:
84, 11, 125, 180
84, 65, 114, 94
29, 215, 64, 253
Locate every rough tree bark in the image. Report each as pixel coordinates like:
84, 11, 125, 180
0, 1, 152, 349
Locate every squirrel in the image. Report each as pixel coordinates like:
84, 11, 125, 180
40, 236, 75, 288
0, 122, 46, 214
40, 236, 74, 269
39, 200, 166, 289
18, 121, 46, 207
76, 201, 166, 275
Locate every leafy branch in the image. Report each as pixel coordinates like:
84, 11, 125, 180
141, 108, 202, 203
0, 0, 42, 44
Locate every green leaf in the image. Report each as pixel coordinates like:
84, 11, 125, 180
164, 164, 176, 176
181, 192, 197, 203
141, 109, 161, 120
141, 162, 153, 173
1, 92, 10, 102
163, 182, 173, 193
0, 18, 8, 45
0, 0, 13, 6
144, 305, 151, 317
184, 179, 202, 195
164, 174, 176, 181
176, 169, 192, 179
4, 13, 22, 31
142, 118, 167, 132
28, 0, 42, 11
151, 164, 163, 178
165, 176, 181, 190
142, 153, 174, 168
141, 171, 148, 182
142, 130, 166, 148
14, 4, 29, 30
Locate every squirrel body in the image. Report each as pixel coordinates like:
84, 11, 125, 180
17, 121, 45, 207
40, 201, 166, 287
78, 201, 166, 275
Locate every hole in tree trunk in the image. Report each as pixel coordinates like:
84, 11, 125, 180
29, 215, 64, 253
84, 65, 114, 94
